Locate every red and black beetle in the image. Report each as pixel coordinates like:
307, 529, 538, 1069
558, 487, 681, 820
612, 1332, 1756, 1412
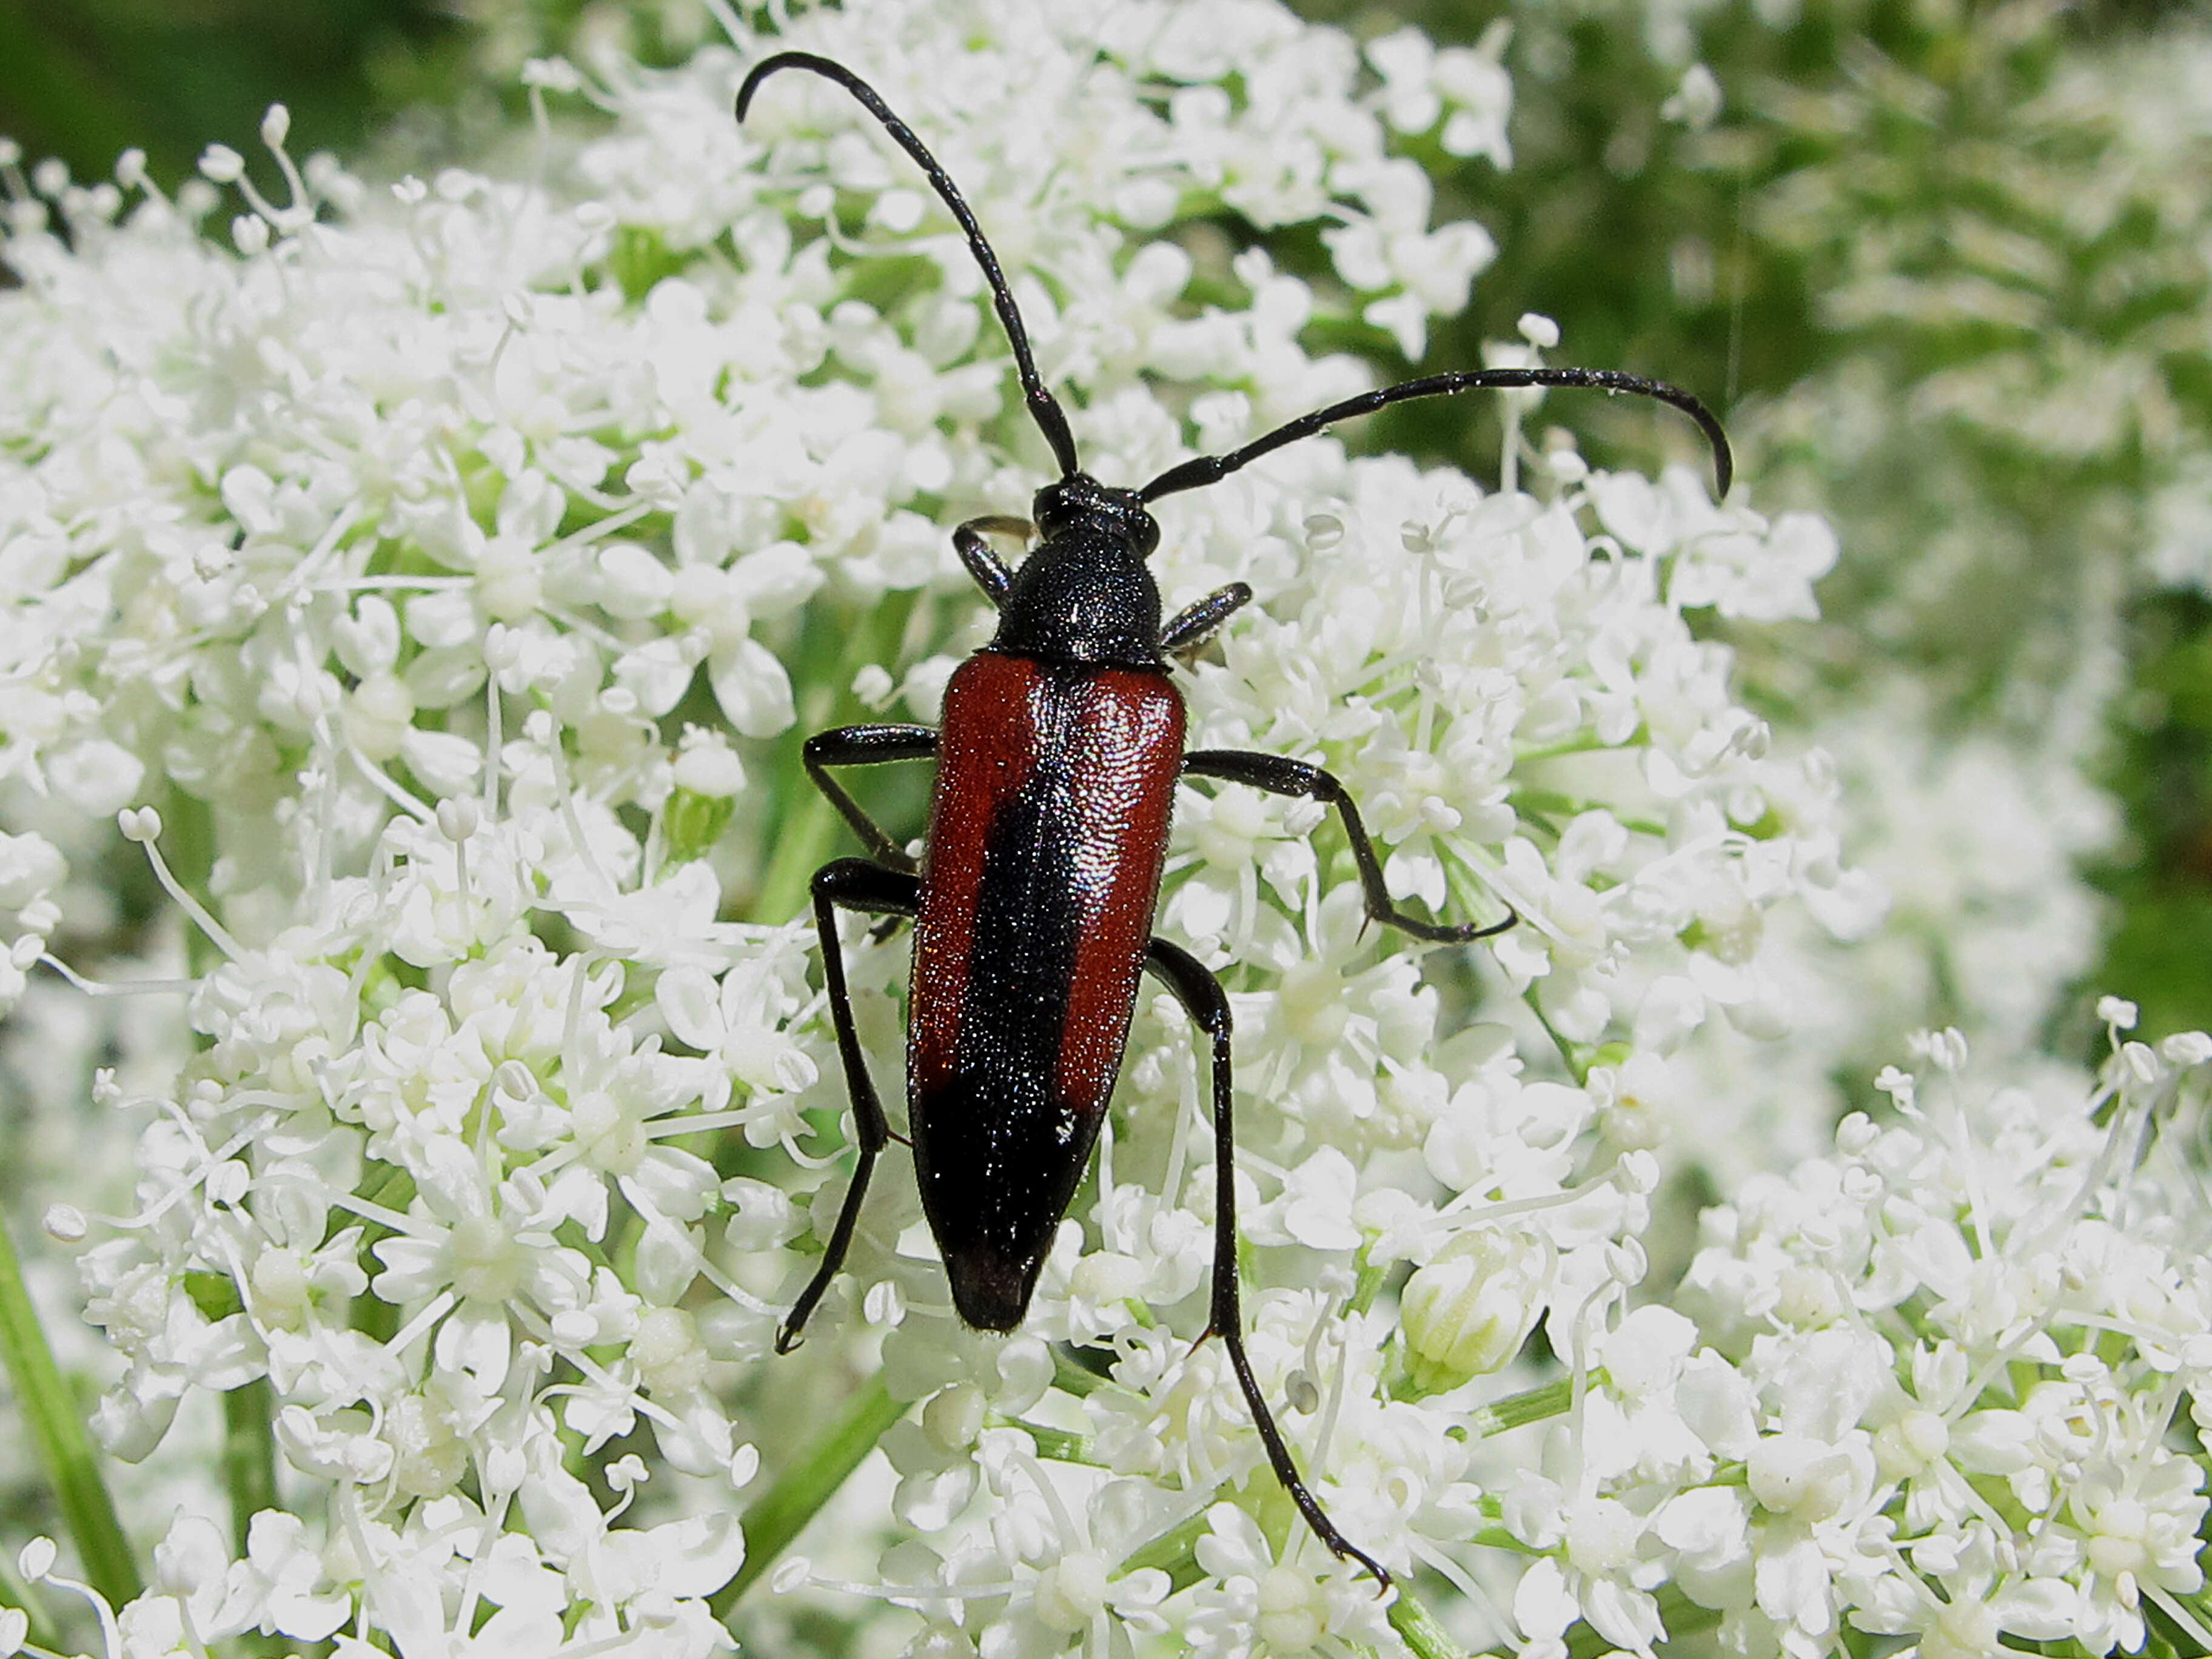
737, 51, 1731, 1588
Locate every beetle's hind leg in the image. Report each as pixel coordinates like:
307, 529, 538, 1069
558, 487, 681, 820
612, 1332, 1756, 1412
1182, 749, 1515, 943
781, 857, 920, 1353
1142, 936, 1392, 1592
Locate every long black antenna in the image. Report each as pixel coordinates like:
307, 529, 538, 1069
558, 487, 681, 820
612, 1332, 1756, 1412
1140, 366, 1733, 502
737, 52, 1084, 480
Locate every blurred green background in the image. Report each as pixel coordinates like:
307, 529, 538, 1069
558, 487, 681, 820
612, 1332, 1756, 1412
4, 0, 2207, 1045
0, 0, 459, 186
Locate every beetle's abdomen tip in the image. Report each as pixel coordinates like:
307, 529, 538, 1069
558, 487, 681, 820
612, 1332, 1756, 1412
944, 1247, 1039, 1333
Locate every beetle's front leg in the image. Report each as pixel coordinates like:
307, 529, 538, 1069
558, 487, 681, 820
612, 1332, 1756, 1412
952, 515, 1034, 607
781, 857, 920, 1353
1182, 749, 1515, 943
1142, 936, 1392, 1592
806, 725, 938, 874
1161, 581, 1253, 657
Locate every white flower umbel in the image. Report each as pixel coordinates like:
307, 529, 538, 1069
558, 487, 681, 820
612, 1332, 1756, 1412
0, 1, 1892, 1655
1671, 1025, 2212, 1659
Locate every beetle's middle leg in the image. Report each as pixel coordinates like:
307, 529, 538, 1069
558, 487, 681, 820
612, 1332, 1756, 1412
1182, 749, 1515, 943
780, 856, 920, 1353
1142, 936, 1392, 1591
806, 725, 938, 874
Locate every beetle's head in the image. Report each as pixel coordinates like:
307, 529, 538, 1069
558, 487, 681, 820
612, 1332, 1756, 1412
1033, 472, 1160, 559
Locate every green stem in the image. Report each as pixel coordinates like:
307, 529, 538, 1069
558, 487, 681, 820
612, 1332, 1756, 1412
752, 775, 839, 928
1349, 1245, 1392, 1316
1467, 1371, 1605, 1438
1389, 1587, 1475, 1659
1513, 731, 1632, 763
752, 591, 922, 925
1017, 1422, 1085, 1463
1522, 988, 1589, 1087
1119, 1510, 1210, 1595
163, 789, 221, 982
0, 1205, 141, 1610
224, 1376, 280, 1557
1052, 1346, 1108, 1398
714, 1374, 908, 1614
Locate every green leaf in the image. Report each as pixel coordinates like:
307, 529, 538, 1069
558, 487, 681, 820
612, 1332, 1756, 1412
0, 1206, 141, 1610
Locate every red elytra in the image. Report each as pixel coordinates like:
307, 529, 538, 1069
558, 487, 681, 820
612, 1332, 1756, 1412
910, 654, 1185, 1331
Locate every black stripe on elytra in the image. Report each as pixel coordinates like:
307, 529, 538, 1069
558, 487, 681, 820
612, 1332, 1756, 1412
915, 671, 1097, 1322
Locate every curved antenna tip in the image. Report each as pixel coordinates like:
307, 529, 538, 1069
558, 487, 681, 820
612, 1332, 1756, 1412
1703, 420, 1734, 498
736, 49, 814, 122
730, 50, 1084, 480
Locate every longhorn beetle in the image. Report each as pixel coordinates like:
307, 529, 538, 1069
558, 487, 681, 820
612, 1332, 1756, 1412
737, 50, 1732, 1590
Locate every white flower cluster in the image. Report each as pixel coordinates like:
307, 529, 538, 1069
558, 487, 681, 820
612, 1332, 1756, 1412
27, 2, 2198, 1658
1671, 1021, 2212, 1659
0, 827, 66, 1015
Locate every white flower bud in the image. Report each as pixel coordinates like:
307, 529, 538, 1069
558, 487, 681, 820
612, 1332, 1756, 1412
549, 1310, 597, 1348
520, 56, 583, 92
922, 1383, 987, 1452
2119, 1041, 2160, 1084
1872, 1409, 1949, 1480
1748, 1435, 1859, 1521
436, 796, 481, 843
476, 538, 543, 622
1033, 1552, 1111, 1633
1661, 64, 1723, 131
348, 672, 417, 762
1401, 1225, 1547, 1393
632, 1307, 708, 1394
1564, 1497, 1641, 1576
1517, 311, 1560, 349
862, 1278, 905, 1327
1256, 1565, 1329, 1653
2159, 1030, 2212, 1066
769, 1557, 811, 1595
730, 1444, 760, 1489
0, 831, 64, 910
852, 663, 896, 708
